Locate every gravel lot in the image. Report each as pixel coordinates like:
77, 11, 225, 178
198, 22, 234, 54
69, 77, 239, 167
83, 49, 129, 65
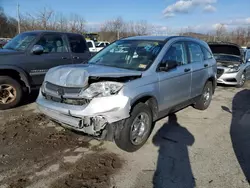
0, 83, 250, 188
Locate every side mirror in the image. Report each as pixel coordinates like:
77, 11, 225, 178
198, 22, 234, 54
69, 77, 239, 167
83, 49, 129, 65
159, 60, 178, 72
32, 45, 44, 55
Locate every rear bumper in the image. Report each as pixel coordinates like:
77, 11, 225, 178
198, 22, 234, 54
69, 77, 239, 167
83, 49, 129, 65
36, 91, 131, 135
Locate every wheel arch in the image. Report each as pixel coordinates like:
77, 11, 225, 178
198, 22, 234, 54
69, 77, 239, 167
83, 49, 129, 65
0, 66, 31, 93
130, 94, 158, 121
207, 76, 216, 94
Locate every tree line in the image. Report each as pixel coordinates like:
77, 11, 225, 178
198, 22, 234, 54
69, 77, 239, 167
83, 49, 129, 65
0, 6, 249, 46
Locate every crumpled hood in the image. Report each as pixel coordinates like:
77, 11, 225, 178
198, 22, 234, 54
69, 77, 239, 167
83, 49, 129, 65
45, 64, 142, 87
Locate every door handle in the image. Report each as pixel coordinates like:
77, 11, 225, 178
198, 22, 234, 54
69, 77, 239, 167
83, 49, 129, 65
184, 68, 191, 72
204, 64, 208, 67
73, 56, 80, 59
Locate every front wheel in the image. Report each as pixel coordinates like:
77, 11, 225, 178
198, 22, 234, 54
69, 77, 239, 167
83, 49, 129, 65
193, 81, 213, 110
236, 72, 246, 88
114, 103, 153, 152
0, 76, 23, 110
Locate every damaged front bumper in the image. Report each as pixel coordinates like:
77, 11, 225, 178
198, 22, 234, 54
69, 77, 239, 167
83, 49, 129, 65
36, 91, 131, 136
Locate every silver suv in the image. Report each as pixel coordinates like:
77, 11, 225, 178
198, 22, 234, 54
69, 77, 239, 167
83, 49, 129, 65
36, 36, 217, 152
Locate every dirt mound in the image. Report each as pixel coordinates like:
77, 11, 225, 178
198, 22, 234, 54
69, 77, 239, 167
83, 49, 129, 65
51, 153, 123, 188
0, 111, 123, 188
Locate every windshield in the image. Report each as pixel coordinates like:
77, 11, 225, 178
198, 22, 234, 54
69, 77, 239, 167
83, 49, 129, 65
3, 33, 37, 51
214, 54, 242, 63
88, 40, 164, 71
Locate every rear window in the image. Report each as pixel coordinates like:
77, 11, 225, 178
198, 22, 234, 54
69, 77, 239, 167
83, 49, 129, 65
202, 47, 213, 60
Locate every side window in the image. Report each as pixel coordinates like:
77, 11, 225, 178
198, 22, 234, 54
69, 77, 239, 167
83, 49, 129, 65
162, 42, 188, 66
187, 42, 204, 63
36, 34, 67, 53
68, 35, 87, 53
87, 41, 93, 48
105, 43, 109, 46
202, 46, 213, 60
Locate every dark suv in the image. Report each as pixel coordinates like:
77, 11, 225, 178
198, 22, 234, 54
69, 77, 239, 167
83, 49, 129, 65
0, 31, 91, 110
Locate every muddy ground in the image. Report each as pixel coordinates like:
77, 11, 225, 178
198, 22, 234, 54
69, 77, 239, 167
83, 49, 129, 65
0, 107, 123, 188
1, 83, 250, 188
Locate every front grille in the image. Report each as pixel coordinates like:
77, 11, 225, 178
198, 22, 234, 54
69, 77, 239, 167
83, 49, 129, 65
43, 82, 90, 106
45, 94, 90, 106
217, 69, 224, 78
45, 82, 82, 95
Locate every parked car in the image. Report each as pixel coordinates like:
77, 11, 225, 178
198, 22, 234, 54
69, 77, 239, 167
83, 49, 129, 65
209, 42, 250, 87
0, 30, 91, 110
86, 40, 106, 53
37, 36, 217, 152
95, 41, 110, 48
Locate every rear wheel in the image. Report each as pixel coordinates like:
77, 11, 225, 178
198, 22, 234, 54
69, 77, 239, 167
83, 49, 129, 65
193, 81, 213, 110
236, 72, 246, 88
0, 76, 23, 110
114, 103, 153, 152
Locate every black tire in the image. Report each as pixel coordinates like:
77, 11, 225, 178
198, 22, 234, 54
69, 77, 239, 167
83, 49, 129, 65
193, 81, 213, 110
115, 103, 153, 152
236, 72, 246, 88
0, 76, 23, 110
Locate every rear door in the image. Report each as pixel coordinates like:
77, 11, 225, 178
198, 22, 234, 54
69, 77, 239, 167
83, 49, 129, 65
157, 41, 192, 110
187, 42, 209, 98
245, 50, 250, 79
67, 34, 91, 64
25, 33, 72, 86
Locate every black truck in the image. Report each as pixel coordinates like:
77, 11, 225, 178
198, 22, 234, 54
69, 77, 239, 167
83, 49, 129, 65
0, 30, 91, 110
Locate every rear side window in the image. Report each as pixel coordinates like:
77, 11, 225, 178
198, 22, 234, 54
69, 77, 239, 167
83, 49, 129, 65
187, 42, 204, 63
68, 35, 87, 53
202, 47, 213, 60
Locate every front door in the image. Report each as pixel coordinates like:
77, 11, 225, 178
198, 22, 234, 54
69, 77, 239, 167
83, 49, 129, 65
157, 41, 192, 111
25, 34, 72, 86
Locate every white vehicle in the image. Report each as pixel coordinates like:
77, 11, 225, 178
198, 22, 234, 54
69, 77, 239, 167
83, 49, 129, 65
95, 41, 110, 48
87, 40, 109, 52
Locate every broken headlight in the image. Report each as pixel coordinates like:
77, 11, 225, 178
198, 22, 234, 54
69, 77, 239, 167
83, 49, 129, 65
79, 82, 123, 99
227, 65, 240, 73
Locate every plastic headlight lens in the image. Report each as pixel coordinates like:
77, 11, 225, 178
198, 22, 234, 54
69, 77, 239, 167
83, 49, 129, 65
79, 82, 123, 99
228, 66, 240, 73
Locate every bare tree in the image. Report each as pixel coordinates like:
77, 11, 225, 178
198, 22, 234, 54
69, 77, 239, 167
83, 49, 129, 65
215, 23, 227, 41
